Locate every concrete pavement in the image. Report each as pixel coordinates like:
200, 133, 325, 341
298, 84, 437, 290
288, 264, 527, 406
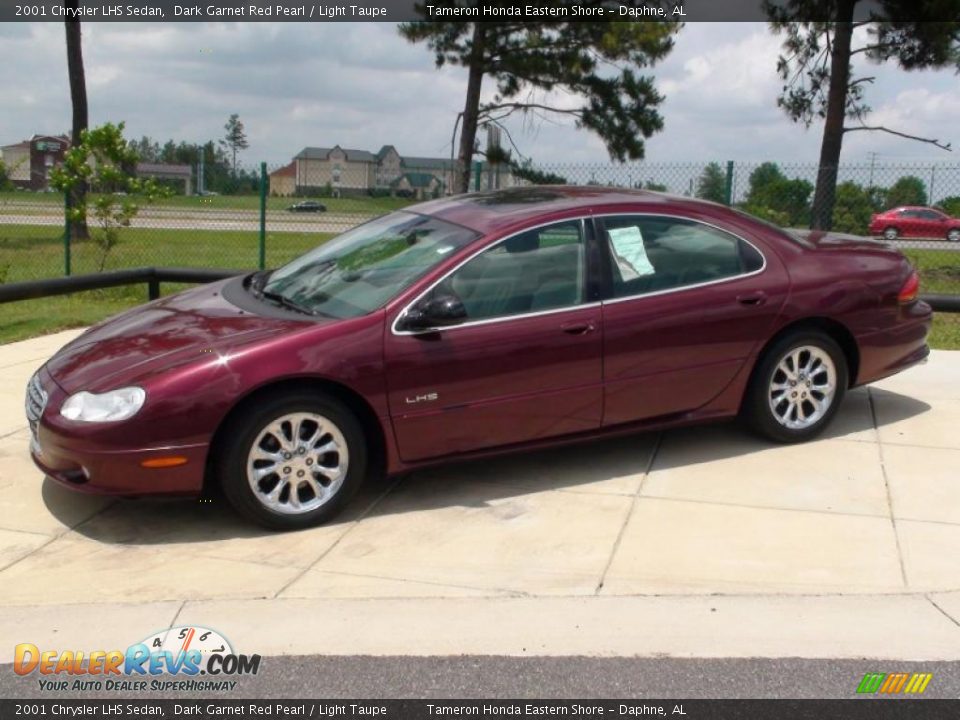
1, 330, 960, 661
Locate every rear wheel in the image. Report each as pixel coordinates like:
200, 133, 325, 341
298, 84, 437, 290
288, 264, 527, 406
744, 331, 848, 443
217, 391, 367, 530
883, 227, 899, 241
947, 229, 960, 243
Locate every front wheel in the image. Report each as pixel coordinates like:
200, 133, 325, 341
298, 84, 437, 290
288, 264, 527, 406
883, 227, 899, 241
744, 331, 848, 443
217, 392, 367, 530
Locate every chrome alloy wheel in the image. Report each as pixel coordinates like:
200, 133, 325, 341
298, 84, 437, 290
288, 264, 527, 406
768, 346, 837, 431
245, 412, 348, 515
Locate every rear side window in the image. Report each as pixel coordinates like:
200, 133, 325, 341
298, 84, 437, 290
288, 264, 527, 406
599, 216, 763, 299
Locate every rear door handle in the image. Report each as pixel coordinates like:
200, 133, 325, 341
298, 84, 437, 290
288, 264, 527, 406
561, 321, 596, 335
737, 291, 767, 306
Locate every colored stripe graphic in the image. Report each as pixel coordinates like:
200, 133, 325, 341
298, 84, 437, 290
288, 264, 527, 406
856, 672, 932, 695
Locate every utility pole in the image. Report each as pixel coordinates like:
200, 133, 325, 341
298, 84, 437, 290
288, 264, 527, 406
868, 152, 878, 188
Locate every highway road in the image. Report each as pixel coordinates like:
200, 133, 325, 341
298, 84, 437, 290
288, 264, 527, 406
0, 211, 368, 235
3, 207, 960, 250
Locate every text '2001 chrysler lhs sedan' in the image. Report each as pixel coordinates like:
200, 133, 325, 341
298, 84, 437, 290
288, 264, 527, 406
26, 187, 931, 529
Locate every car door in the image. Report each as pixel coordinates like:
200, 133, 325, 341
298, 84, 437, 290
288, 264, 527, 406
596, 214, 788, 426
384, 218, 603, 461
899, 210, 923, 238
917, 209, 946, 238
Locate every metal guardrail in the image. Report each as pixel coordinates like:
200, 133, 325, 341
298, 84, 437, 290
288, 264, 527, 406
0, 267, 956, 312
0, 267, 241, 304
924, 294, 960, 312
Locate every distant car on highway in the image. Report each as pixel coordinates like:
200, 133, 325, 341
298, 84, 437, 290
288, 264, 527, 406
869, 206, 960, 242
287, 200, 327, 213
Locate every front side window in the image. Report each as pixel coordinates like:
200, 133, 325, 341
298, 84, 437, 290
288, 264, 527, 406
600, 216, 763, 299
261, 211, 479, 319
428, 219, 586, 322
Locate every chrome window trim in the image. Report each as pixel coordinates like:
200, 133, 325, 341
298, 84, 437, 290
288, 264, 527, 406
592, 212, 768, 306
390, 211, 769, 335
391, 216, 595, 336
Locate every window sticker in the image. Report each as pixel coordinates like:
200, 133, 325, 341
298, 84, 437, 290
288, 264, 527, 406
608, 226, 655, 280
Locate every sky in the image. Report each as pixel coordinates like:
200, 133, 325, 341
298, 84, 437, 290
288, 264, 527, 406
0, 21, 958, 173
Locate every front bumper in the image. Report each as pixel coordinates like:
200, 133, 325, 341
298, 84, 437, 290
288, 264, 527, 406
27, 368, 208, 497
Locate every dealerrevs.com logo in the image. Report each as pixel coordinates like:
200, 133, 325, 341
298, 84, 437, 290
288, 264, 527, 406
13, 626, 261, 692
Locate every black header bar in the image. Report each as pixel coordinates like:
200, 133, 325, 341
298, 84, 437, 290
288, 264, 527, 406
2, 0, 954, 22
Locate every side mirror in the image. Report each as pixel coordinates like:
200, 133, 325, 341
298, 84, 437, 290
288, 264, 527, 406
401, 294, 467, 332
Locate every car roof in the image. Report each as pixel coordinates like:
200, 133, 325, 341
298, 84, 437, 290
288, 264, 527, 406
410, 185, 713, 234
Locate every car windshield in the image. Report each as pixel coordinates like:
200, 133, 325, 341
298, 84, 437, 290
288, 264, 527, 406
259, 211, 480, 319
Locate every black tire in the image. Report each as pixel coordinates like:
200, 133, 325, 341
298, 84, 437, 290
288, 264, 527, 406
947, 229, 960, 243
883, 227, 899, 241
217, 391, 367, 530
743, 330, 848, 444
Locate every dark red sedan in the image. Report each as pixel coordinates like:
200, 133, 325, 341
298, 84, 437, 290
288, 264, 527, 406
868, 206, 960, 242
27, 187, 932, 529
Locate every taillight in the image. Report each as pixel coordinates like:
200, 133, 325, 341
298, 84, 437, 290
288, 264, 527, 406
898, 270, 920, 304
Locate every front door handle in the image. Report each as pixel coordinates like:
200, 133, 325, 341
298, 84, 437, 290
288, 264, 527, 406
561, 321, 596, 335
737, 291, 768, 306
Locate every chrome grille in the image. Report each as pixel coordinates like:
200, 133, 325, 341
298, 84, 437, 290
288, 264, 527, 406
25, 372, 48, 436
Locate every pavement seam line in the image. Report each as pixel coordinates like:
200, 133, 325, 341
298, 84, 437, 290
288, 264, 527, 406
7, 586, 960, 611
594, 431, 663, 595
926, 594, 960, 630
168, 601, 188, 631
0, 499, 117, 576
287, 568, 527, 597
0, 426, 29, 441
868, 387, 909, 589
271, 475, 407, 599
637, 492, 897, 523
0, 525, 52, 538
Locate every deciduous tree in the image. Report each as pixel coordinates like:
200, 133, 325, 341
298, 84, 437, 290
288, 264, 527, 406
696, 161, 727, 203
766, 2, 960, 230
50, 123, 170, 271
885, 175, 927, 208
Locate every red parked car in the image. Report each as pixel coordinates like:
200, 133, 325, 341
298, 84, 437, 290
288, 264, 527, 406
869, 206, 960, 242
26, 187, 932, 529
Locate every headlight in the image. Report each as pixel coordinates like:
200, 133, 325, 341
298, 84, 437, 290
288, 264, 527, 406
60, 387, 146, 422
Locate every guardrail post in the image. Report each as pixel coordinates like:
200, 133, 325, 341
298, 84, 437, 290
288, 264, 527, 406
148, 274, 160, 301
724, 161, 734, 206
259, 161, 267, 270
63, 193, 72, 276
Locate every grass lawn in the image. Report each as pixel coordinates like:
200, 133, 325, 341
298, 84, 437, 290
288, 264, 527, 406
901, 248, 960, 295
2, 223, 959, 349
0, 223, 332, 344
0, 224, 331, 283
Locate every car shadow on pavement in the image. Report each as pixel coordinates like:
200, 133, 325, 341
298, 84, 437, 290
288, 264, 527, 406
48, 387, 930, 546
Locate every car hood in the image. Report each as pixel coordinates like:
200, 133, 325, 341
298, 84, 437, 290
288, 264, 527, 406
45, 279, 314, 394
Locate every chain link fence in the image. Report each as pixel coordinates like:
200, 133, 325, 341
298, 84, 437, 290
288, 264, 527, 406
1, 159, 957, 298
